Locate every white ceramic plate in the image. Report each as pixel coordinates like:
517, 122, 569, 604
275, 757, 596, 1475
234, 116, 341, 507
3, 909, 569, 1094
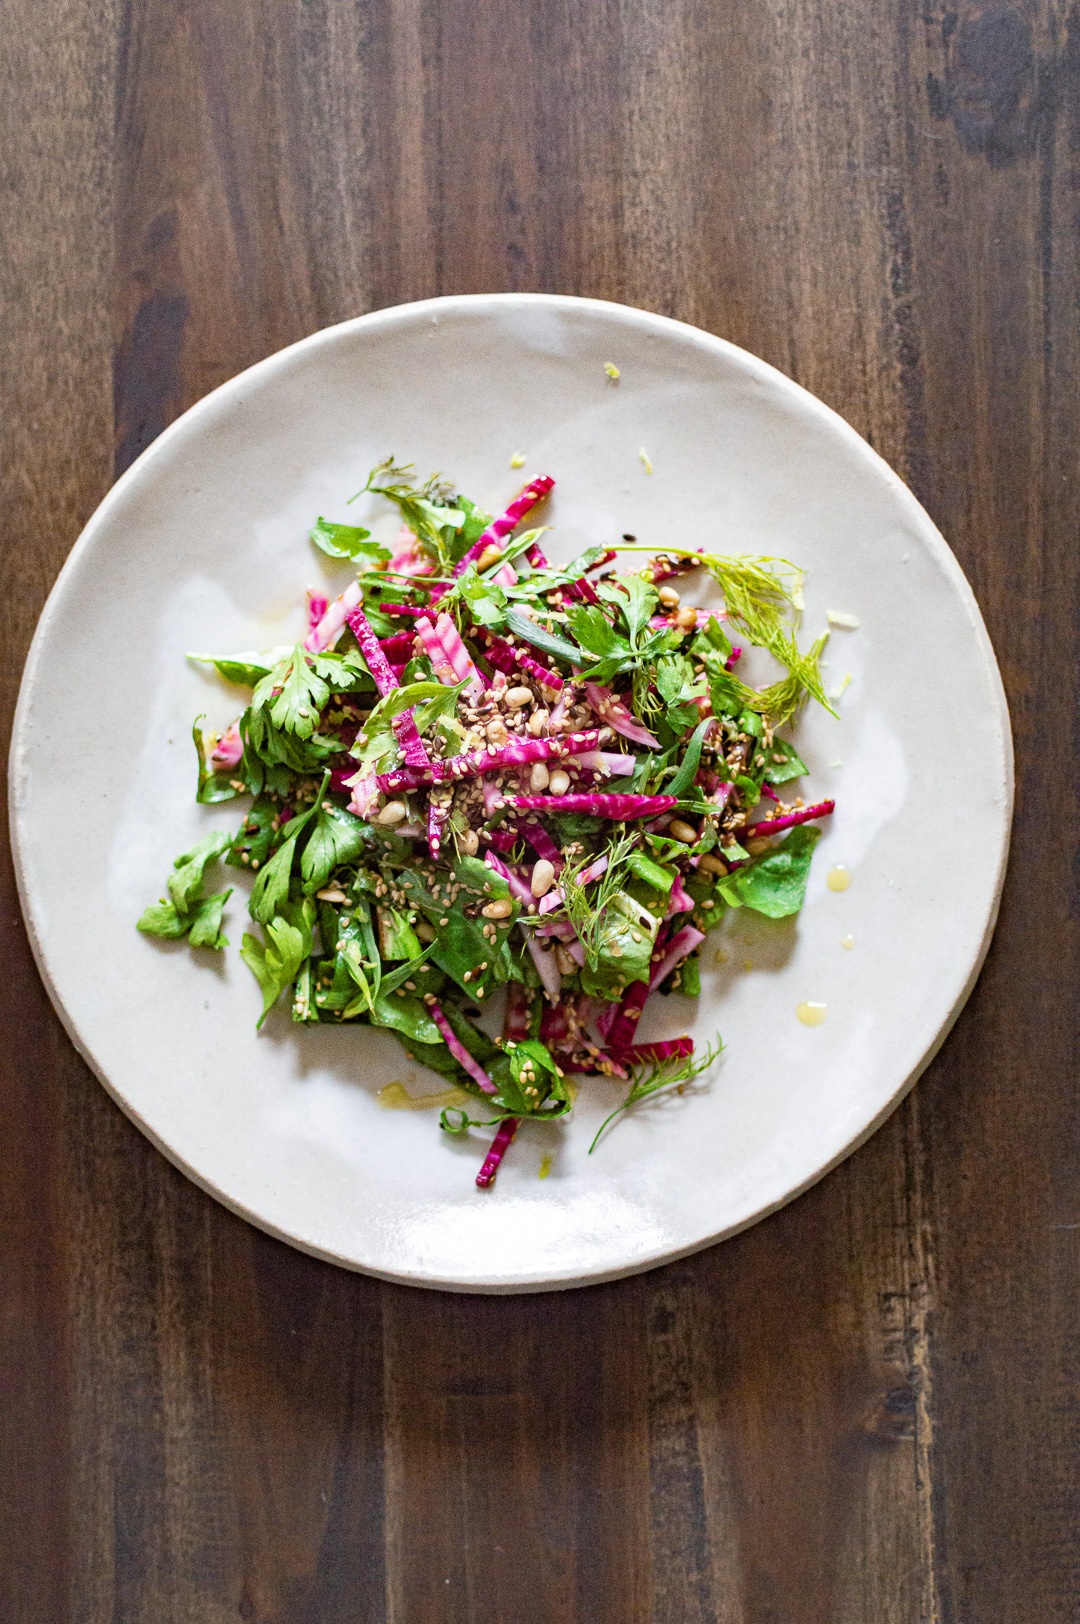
10, 294, 1012, 1292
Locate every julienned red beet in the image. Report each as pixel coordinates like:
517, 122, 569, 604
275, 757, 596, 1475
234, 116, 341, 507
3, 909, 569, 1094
427, 1001, 497, 1093
375, 729, 605, 796
745, 799, 835, 837
346, 606, 430, 770
476, 1117, 520, 1187
479, 630, 564, 691
505, 793, 677, 820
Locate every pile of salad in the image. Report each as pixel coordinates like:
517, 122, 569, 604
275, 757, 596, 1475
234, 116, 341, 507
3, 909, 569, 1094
138, 462, 834, 1187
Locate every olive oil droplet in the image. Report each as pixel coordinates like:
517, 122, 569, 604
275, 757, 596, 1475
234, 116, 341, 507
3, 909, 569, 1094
827, 866, 851, 892
796, 1001, 828, 1026
841, 934, 855, 950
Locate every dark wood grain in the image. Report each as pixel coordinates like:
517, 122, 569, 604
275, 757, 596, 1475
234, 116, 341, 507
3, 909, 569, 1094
2, 1, 1078, 1620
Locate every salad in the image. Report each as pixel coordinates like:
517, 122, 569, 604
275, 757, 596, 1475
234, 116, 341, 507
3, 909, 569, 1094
138, 462, 834, 1187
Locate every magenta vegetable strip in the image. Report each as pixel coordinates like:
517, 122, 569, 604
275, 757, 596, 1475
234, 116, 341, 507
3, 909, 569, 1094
451, 475, 555, 578
434, 612, 484, 698
476, 1117, 520, 1188
479, 631, 564, 692
305, 581, 362, 652
378, 632, 416, 664
427, 795, 450, 861
612, 1038, 695, 1065
427, 1000, 498, 1093
505, 793, 677, 821
376, 728, 606, 796
584, 683, 659, 748
307, 590, 328, 630
747, 799, 835, 837
346, 606, 430, 770
414, 614, 458, 683
518, 819, 564, 871
649, 925, 705, 991
481, 851, 533, 905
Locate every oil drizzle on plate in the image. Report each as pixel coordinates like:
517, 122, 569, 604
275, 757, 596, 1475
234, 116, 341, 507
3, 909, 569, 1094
796, 1001, 828, 1026
841, 934, 855, 950
378, 1082, 468, 1110
827, 865, 851, 892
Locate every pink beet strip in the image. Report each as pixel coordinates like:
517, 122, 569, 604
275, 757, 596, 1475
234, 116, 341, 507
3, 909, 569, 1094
376, 729, 605, 796
476, 1117, 520, 1188
584, 683, 659, 748
484, 826, 520, 855
525, 538, 549, 568
537, 851, 608, 914
746, 799, 835, 838
427, 796, 450, 861
503, 983, 532, 1044
572, 750, 635, 777
388, 524, 435, 578
428, 1000, 498, 1094
307, 591, 328, 630
347, 607, 430, 770
664, 874, 695, 919
649, 925, 705, 991
482, 851, 533, 905
535, 919, 577, 940
345, 768, 379, 819
481, 776, 503, 818
435, 612, 484, 698
724, 645, 743, 671
379, 602, 427, 617
451, 475, 555, 578
209, 721, 243, 770
599, 981, 650, 1048
480, 632, 564, 692
518, 820, 563, 871
492, 561, 519, 587
611, 1037, 695, 1065
305, 581, 362, 652
415, 614, 458, 683
563, 575, 600, 605
379, 632, 416, 663
505, 793, 677, 821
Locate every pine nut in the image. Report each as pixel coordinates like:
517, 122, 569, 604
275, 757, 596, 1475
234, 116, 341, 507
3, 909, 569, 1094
530, 859, 557, 897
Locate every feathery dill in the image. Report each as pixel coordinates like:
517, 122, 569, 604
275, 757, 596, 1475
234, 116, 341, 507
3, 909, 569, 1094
589, 1037, 724, 1152
614, 544, 833, 722
559, 830, 638, 969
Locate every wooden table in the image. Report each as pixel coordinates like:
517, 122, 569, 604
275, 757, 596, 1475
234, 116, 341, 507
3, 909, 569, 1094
2, 3, 1076, 1619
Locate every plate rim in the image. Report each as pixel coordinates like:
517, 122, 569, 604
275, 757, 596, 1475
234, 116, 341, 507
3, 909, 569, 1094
8, 292, 1015, 1292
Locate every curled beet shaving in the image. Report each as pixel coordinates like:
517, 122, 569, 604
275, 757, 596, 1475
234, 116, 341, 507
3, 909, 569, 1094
307, 590, 328, 630
305, 581, 362, 652
724, 645, 743, 671
479, 631, 564, 692
747, 799, 835, 837
347, 607, 430, 770
584, 683, 659, 748
428, 999, 497, 1093
376, 729, 605, 796
476, 1117, 520, 1188
505, 793, 677, 821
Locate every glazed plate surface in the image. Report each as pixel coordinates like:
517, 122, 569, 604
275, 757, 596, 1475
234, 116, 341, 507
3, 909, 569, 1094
10, 294, 1012, 1291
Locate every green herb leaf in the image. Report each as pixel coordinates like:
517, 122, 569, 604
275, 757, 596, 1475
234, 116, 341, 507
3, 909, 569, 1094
300, 803, 369, 892
188, 654, 272, 688
309, 517, 389, 564
722, 824, 821, 917
241, 915, 308, 1026
503, 609, 584, 667
168, 830, 232, 915
187, 889, 233, 949
665, 717, 714, 799
762, 737, 809, 786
